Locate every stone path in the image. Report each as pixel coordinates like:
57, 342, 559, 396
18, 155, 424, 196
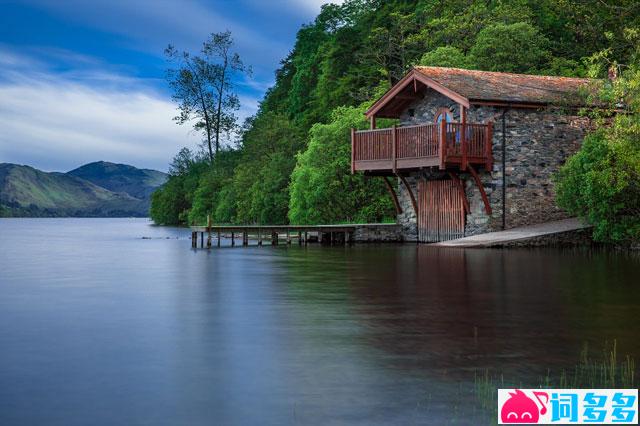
432, 218, 590, 248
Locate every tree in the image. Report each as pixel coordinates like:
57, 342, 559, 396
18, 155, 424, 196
288, 105, 394, 224
470, 22, 550, 73
418, 46, 473, 69
165, 31, 250, 163
556, 41, 640, 244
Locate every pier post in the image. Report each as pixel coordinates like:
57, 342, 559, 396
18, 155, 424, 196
200, 232, 204, 248
231, 232, 235, 246
287, 229, 291, 245
298, 231, 302, 245
191, 231, 197, 248
304, 231, 308, 245
217, 229, 221, 247
271, 231, 278, 246
258, 228, 262, 246
207, 215, 212, 248
243, 231, 248, 246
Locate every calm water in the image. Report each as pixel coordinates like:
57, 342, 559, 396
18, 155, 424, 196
0, 218, 639, 425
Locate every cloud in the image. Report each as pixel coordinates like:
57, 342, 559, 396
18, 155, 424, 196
287, 0, 345, 15
0, 49, 258, 172
19, 0, 291, 72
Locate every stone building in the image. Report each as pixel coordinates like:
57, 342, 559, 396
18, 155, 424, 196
351, 66, 597, 242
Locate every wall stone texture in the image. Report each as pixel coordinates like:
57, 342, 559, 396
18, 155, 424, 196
395, 88, 592, 241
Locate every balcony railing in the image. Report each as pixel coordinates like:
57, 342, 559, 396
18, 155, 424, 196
351, 121, 493, 174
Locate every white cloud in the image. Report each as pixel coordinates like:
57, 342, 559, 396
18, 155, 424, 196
288, 0, 345, 14
19, 0, 291, 70
0, 49, 260, 172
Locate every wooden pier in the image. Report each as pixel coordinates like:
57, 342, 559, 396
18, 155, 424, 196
190, 224, 359, 249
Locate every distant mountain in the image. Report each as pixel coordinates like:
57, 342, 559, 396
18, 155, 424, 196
0, 162, 167, 217
68, 161, 167, 201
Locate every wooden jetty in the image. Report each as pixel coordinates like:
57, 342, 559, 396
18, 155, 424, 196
190, 223, 359, 249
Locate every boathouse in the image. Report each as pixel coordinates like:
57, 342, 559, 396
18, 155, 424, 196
351, 66, 598, 242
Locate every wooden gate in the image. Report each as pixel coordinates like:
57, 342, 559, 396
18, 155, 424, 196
418, 179, 466, 242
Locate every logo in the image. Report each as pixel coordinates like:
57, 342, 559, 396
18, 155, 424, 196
498, 389, 638, 424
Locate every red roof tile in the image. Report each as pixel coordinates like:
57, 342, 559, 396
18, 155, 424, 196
414, 66, 599, 105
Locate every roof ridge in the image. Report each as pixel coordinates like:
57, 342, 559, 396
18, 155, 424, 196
413, 66, 594, 82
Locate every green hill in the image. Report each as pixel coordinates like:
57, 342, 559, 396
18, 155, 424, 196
68, 161, 167, 201
0, 163, 167, 217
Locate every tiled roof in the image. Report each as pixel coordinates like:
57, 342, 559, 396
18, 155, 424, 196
414, 66, 598, 105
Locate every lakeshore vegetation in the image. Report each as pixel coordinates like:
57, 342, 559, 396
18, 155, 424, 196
149, 0, 640, 243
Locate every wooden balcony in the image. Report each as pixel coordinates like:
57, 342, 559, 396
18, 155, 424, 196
351, 121, 493, 175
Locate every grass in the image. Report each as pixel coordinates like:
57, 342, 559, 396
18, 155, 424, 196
474, 340, 636, 424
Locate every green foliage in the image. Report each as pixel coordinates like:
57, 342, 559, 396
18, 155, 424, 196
556, 63, 640, 244
470, 22, 550, 73
289, 105, 394, 224
152, 0, 640, 228
418, 46, 472, 69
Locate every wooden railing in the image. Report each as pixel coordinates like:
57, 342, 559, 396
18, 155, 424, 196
352, 121, 493, 173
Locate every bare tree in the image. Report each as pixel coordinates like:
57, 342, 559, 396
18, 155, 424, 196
165, 31, 250, 164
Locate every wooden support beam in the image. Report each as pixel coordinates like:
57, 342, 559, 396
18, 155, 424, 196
460, 105, 468, 171
370, 116, 376, 129
206, 215, 212, 248
447, 171, 470, 214
397, 174, 418, 217
271, 231, 278, 246
231, 231, 235, 247
200, 232, 204, 248
217, 229, 221, 247
287, 229, 291, 245
258, 229, 262, 246
382, 176, 402, 215
467, 164, 492, 215
439, 119, 446, 170
351, 128, 356, 174
191, 231, 197, 248
304, 231, 308, 245
391, 125, 397, 173
298, 231, 302, 245
243, 231, 248, 246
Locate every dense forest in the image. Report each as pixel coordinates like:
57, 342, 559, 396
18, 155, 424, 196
150, 0, 640, 241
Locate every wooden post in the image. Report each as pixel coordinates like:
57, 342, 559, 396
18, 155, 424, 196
304, 231, 308, 245
217, 229, 221, 247
200, 232, 204, 248
439, 119, 446, 170
351, 128, 356, 174
298, 231, 302, 245
391, 125, 397, 173
206, 215, 212, 248
460, 106, 468, 171
191, 231, 197, 248
286, 229, 291, 245
485, 121, 494, 171
258, 228, 262, 246
370, 115, 376, 129
243, 231, 248, 246
231, 231, 235, 246
271, 231, 278, 246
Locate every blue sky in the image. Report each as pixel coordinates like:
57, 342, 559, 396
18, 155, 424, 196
0, 0, 339, 172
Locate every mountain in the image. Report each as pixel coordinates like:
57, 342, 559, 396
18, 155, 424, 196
68, 161, 167, 201
0, 162, 167, 217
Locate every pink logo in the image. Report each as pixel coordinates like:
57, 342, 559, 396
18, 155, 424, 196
501, 389, 548, 423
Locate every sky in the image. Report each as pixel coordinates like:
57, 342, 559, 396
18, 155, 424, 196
0, 0, 340, 172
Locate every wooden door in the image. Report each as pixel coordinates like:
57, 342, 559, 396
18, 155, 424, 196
418, 179, 465, 242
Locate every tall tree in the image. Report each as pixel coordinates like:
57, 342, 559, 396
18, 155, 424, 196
165, 31, 250, 163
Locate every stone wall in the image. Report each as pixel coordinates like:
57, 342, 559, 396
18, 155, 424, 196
395, 89, 592, 241
353, 224, 403, 242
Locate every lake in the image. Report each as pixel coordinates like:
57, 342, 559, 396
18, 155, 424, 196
0, 218, 638, 425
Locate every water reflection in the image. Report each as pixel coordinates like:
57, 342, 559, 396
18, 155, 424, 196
0, 219, 638, 425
